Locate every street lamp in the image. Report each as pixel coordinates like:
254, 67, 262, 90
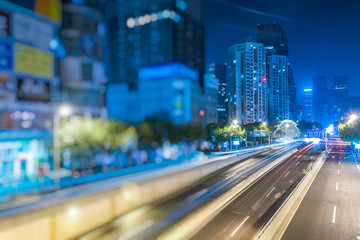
232, 119, 238, 125
348, 114, 358, 124
53, 104, 72, 170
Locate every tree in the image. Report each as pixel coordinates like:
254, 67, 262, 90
61, 117, 137, 156
339, 122, 360, 142
211, 124, 245, 146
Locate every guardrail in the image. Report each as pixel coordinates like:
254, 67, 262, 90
0, 143, 282, 240
255, 150, 328, 240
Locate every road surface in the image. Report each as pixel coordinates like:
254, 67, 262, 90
282, 144, 360, 240
191, 142, 323, 240
78, 142, 302, 240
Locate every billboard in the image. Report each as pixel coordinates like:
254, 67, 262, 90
13, 13, 54, 49
14, 43, 54, 79
17, 78, 50, 102
0, 40, 12, 70
0, 10, 10, 37
253, 130, 267, 137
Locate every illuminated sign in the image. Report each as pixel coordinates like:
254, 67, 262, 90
0, 10, 10, 37
17, 78, 50, 102
0, 40, 12, 70
14, 43, 54, 79
13, 13, 54, 49
254, 130, 267, 137
139, 62, 199, 82
233, 140, 240, 146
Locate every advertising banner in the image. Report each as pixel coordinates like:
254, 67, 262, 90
13, 13, 54, 49
17, 77, 50, 102
253, 130, 267, 137
0, 10, 10, 37
14, 43, 54, 79
0, 40, 12, 70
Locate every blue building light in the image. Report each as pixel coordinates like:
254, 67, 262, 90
139, 62, 199, 82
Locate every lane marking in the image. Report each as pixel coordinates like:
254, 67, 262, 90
284, 171, 291, 178
118, 219, 154, 240
295, 162, 299, 166
338, 161, 340, 165
357, 165, 360, 171
310, 156, 313, 159
336, 182, 338, 191
230, 216, 249, 237
338, 169, 340, 175
266, 187, 276, 198
332, 205, 336, 224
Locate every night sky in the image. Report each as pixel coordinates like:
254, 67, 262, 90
206, 0, 360, 103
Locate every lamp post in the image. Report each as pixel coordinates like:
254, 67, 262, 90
263, 122, 271, 149
53, 104, 72, 170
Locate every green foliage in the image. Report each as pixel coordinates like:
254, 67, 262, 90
339, 122, 360, 142
211, 124, 246, 144
61, 117, 137, 155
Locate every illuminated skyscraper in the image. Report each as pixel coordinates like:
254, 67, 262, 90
209, 63, 228, 124
228, 41, 267, 125
103, 0, 205, 88
312, 76, 330, 125
331, 75, 349, 121
303, 89, 313, 122
267, 55, 289, 123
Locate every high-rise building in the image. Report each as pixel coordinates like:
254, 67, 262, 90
267, 55, 289, 123
312, 76, 330, 125
258, 22, 291, 123
303, 89, 313, 122
257, 23, 288, 56
0, 1, 60, 181
59, 0, 106, 117
288, 66, 297, 121
209, 63, 228, 125
103, 0, 205, 88
227, 41, 267, 125
331, 76, 349, 121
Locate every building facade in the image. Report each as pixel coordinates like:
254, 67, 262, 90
209, 63, 228, 125
59, 0, 106, 118
228, 41, 267, 125
331, 75, 349, 122
312, 76, 330, 125
267, 55, 289, 123
303, 89, 314, 122
0, 1, 60, 180
257, 23, 288, 57
288, 66, 297, 121
107, 62, 217, 126
103, 0, 205, 88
